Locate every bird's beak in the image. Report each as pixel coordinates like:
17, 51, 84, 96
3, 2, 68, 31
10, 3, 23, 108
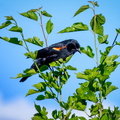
77, 48, 81, 53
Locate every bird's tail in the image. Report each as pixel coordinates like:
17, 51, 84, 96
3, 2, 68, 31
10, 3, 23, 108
19, 76, 29, 82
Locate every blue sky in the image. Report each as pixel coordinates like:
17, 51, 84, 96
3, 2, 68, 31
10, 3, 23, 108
0, 0, 120, 120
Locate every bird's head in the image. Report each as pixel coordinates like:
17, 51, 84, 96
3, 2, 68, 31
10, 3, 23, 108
67, 39, 81, 54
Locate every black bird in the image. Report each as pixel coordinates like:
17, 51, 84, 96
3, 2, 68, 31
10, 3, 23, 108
20, 39, 80, 82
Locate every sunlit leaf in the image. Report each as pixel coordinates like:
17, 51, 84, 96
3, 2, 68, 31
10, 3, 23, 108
5, 16, 14, 20
58, 22, 88, 33
73, 5, 90, 17
80, 46, 94, 58
25, 37, 43, 47
9, 26, 22, 32
24, 51, 38, 59
90, 14, 105, 35
33, 82, 46, 92
26, 89, 40, 96
41, 10, 52, 17
12, 69, 37, 79
0, 21, 12, 29
20, 10, 38, 21
76, 68, 98, 81
88, 1, 99, 7
98, 35, 108, 44
0, 37, 23, 46
101, 114, 109, 120
46, 19, 54, 34
66, 65, 77, 71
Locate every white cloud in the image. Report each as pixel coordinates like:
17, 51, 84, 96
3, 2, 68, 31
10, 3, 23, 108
0, 96, 36, 120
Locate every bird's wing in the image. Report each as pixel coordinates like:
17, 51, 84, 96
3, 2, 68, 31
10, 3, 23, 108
36, 44, 67, 59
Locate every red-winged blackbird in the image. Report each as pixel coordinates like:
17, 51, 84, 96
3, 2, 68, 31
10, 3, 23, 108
20, 39, 80, 82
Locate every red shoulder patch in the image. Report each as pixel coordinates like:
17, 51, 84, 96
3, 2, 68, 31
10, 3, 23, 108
52, 46, 66, 51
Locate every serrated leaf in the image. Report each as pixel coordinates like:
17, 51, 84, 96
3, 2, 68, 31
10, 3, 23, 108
46, 19, 54, 34
74, 5, 90, 17
41, 10, 52, 17
0, 21, 12, 29
20, 10, 38, 21
25, 37, 43, 47
9, 26, 22, 32
58, 22, 88, 33
0, 37, 23, 46
26, 89, 40, 96
90, 14, 105, 35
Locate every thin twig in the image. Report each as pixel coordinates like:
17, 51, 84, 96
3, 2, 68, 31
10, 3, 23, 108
37, 12, 48, 47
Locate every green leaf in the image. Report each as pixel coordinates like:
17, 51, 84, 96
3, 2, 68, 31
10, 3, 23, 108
100, 46, 112, 63
90, 14, 105, 35
12, 69, 37, 79
46, 19, 54, 34
34, 103, 41, 113
73, 5, 90, 17
20, 10, 38, 21
101, 114, 109, 120
49, 61, 61, 67
58, 22, 88, 33
39, 65, 48, 72
52, 110, 58, 119
36, 95, 45, 100
66, 65, 77, 71
36, 91, 56, 100
98, 35, 109, 44
74, 101, 86, 111
41, 10, 52, 17
0, 37, 23, 46
76, 68, 98, 81
24, 51, 38, 59
5, 16, 14, 20
0, 21, 12, 29
32, 116, 41, 120
26, 89, 40, 96
116, 28, 120, 34
80, 46, 94, 58
86, 91, 98, 102
90, 104, 100, 116
25, 37, 43, 47
9, 26, 22, 32
88, 1, 99, 7
102, 82, 118, 97
106, 85, 118, 96
33, 82, 46, 92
